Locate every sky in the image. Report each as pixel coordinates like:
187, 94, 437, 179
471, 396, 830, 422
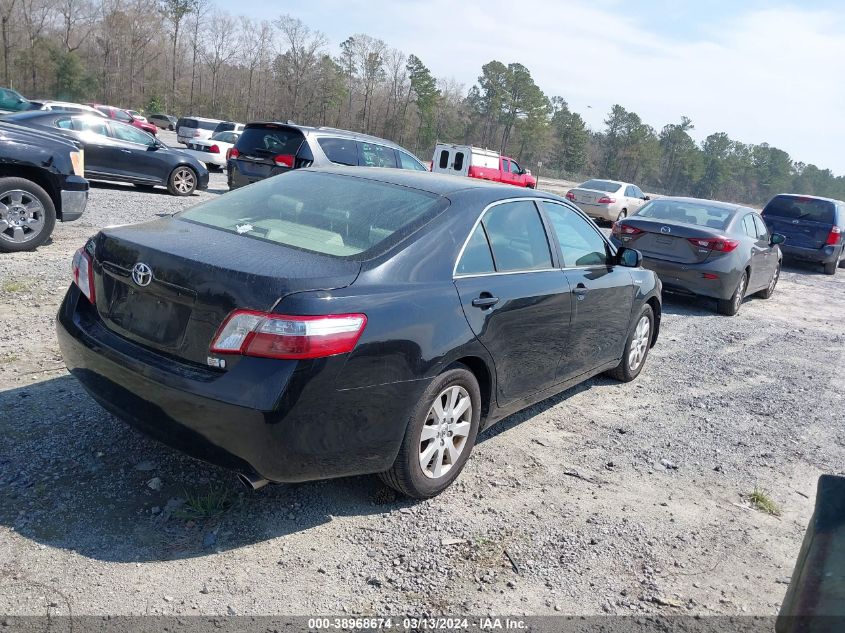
214, 0, 845, 174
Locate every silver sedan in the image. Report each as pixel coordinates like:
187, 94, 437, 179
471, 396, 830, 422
566, 179, 650, 223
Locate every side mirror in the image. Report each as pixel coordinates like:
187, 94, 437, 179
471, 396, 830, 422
770, 233, 786, 245
642, 195, 651, 201
524, 169, 531, 176
617, 247, 642, 268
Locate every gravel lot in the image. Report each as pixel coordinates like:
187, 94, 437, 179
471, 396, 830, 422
1, 135, 843, 617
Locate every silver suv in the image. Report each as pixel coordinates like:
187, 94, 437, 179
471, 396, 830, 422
227, 122, 428, 189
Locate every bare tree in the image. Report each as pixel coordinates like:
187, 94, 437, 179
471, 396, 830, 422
0, 0, 17, 86
160, 0, 192, 110
274, 15, 325, 122
200, 9, 238, 113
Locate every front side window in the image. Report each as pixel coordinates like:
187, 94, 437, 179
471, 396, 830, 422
318, 137, 357, 166
510, 160, 521, 174
111, 121, 153, 145
625, 186, 637, 197
481, 200, 552, 272
542, 202, 609, 267
397, 150, 427, 171
179, 171, 447, 259
752, 214, 769, 240
359, 142, 398, 168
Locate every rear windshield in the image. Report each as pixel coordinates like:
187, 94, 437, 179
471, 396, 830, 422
580, 179, 622, 193
636, 199, 734, 229
178, 171, 447, 258
214, 122, 235, 133
237, 125, 305, 157
762, 195, 836, 224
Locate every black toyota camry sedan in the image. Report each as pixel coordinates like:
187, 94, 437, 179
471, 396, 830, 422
57, 168, 661, 498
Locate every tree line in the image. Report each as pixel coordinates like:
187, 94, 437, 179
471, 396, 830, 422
1, 0, 842, 205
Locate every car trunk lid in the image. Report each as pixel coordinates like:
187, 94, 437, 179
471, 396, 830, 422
92, 219, 361, 366
616, 218, 730, 264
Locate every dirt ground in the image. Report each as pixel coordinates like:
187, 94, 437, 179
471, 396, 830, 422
1, 140, 843, 616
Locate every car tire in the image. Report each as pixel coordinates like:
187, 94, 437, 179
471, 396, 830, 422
167, 166, 198, 196
0, 177, 56, 253
168, 125, 175, 131
823, 260, 837, 275
605, 304, 654, 382
379, 365, 481, 499
717, 271, 747, 316
757, 261, 781, 299
206, 163, 223, 172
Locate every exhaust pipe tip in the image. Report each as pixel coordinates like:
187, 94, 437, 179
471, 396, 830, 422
237, 472, 269, 491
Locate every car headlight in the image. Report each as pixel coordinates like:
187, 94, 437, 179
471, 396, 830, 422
69, 150, 84, 176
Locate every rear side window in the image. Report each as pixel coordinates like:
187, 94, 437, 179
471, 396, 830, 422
481, 201, 552, 272
454, 152, 464, 171
762, 195, 835, 224
742, 215, 757, 238
456, 224, 495, 275
179, 171, 447, 259
752, 214, 769, 239
176, 118, 190, 128
114, 109, 132, 122
359, 142, 398, 168
197, 120, 218, 130
318, 137, 357, 166
238, 126, 305, 158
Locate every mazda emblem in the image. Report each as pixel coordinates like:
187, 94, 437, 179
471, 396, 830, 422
660, 226, 671, 234
132, 262, 153, 287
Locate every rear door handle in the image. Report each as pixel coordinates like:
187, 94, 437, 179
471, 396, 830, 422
120, 149, 132, 153
471, 295, 499, 309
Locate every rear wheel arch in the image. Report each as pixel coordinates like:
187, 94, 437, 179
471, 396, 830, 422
447, 356, 493, 421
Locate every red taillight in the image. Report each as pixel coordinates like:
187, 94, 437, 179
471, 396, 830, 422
612, 223, 644, 237
826, 226, 842, 246
210, 311, 367, 360
71, 247, 95, 304
273, 154, 295, 168
208, 144, 220, 154
687, 237, 740, 253
701, 272, 720, 280
597, 196, 616, 204
227, 147, 239, 160
565, 191, 576, 201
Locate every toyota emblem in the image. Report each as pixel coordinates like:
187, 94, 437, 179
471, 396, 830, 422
660, 226, 671, 234
132, 262, 153, 287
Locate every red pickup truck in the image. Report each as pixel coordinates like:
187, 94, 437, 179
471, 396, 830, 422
431, 143, 537, 188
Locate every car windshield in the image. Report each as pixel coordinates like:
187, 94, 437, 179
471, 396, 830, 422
580, 179, 622, 193
179, 171, 448, 258
763, 195, 836, 224
636, 199, 734, 229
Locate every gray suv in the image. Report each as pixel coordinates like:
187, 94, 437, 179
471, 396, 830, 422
227, 122, 428, 189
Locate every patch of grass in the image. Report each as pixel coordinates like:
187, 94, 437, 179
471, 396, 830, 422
174, 484, 233, 520
748, 487, 781, 516
0, 352, 20, 363
1, 280, 31, 293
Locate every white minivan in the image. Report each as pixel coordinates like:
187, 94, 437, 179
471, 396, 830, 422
176, 116, 224, 145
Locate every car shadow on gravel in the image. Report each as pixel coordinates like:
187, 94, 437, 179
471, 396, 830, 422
0, 375, 396, 563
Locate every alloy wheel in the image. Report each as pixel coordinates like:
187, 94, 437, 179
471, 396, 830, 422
419, 385, 472, 479
172, 168, 196, 194
0, 189, 45, 244
628, 315, 651, 372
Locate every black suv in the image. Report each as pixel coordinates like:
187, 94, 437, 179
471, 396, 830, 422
227, 123, 428, 189
0, 122, 88, 252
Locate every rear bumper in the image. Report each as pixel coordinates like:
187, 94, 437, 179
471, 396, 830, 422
573, 202, 617, 222
185, 150, 226, 167
780, 242, 841, 264
56, 285, 424, 483
639, 254, 741, 300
